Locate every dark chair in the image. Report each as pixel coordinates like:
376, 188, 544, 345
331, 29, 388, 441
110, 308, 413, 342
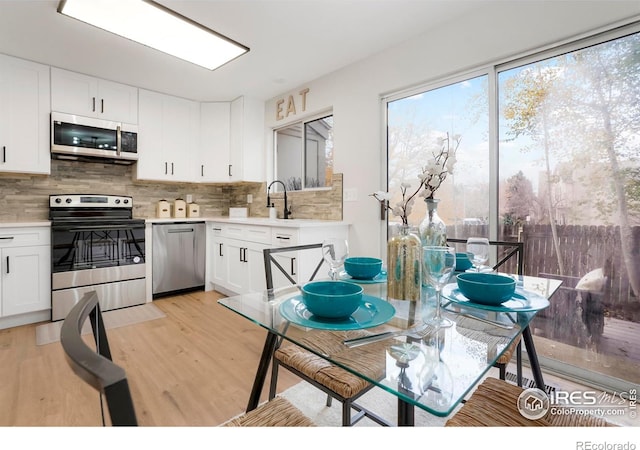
60, 290, 138, 426
447, 238, 524, 386
264, 243, 390, 426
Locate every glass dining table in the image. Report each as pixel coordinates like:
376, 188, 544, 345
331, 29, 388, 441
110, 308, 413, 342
218, 274, 562, 426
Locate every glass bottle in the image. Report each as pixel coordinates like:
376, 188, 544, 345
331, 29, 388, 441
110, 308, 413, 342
387, 225, 421, 302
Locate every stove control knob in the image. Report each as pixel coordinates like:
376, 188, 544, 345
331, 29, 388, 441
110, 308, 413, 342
115, 199, 121, 204
123, 198, 129, 204
65, 198, 72, 204
54, 198, 62, 204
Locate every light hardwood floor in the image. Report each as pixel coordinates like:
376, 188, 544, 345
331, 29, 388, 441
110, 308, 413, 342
0, 290, 299, 426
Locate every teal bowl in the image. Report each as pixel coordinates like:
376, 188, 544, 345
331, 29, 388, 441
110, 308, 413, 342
456, 272, 516, 305
301, 280, 363, 318
344, 257, 383, 279
455, 252, 474, 271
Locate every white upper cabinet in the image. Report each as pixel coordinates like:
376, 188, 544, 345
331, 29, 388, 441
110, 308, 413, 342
51, 67, 138, 124
229, 96, 265, 182
0, 54, 50, 175
199, 102, 231, 182
136, 89, 198, 182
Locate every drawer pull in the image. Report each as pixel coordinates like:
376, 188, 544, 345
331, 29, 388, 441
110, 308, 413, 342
276, 235, 290, 240
0, 236, 15, 240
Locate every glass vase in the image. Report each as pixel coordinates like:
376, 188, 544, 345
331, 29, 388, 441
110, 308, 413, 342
387, 225, 421, 303
419, 198, 447, 246
419, 199, 447, 287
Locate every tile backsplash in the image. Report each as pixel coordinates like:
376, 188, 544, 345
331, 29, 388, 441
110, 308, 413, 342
0, 160, 343, 221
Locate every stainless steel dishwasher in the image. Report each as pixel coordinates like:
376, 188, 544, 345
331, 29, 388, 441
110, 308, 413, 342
152, 222, 206, 297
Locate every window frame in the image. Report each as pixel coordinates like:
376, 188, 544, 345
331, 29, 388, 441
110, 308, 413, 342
272, 110, 334, 192
381, 19, 640, 394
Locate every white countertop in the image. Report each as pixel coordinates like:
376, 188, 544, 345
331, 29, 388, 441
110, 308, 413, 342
0, 220, 51, 228
144, 217, 349, 228
0, 217, 348, 229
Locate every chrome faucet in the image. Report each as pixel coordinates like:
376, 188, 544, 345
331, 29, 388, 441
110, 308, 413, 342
266, 180, 291, 219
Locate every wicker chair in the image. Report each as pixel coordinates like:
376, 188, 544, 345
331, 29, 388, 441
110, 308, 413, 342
264, 244, 390, 426
446, 377, 616, 427
222, 397, 314, 427
60, 290, 138, 426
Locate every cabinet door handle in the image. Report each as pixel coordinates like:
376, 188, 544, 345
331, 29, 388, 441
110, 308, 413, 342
171, 162, 174, 175
101, 98, 104, 113
92, 97, 96, 112
239, 247, 243, 262
6, 256, 9, 274
228, 165, 232, 177
2, 146, 5, 163
201, 165, 204, 177
165, 162, 168, 174
291, 257, 296, 276
219, 243, 223, 257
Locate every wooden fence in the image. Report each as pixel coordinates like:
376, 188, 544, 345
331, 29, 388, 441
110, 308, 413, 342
447, 224, 639, 316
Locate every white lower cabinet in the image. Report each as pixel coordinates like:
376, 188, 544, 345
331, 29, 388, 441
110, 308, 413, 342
0, 226, 51, 329
206, 221, 348, 296
225, 239, 266, 294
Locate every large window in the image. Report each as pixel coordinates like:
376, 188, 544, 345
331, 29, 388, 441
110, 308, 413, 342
387, 74, 489, 237
386, 24, 640, 391
274, 114, 334, 191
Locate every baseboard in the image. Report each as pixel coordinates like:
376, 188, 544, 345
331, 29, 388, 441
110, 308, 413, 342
505, 371, 557, 395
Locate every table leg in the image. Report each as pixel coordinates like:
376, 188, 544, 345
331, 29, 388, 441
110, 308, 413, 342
522, 325, 545, 390
246, 331, 279, 412
398, 399, 415, 426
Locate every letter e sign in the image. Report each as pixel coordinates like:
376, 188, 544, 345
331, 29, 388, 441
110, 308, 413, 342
276, 88, 310, 120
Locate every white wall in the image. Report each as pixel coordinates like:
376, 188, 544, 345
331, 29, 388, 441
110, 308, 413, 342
265, 1, 640, 258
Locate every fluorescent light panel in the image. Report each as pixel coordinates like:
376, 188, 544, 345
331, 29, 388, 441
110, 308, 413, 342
58, 0, 248, 70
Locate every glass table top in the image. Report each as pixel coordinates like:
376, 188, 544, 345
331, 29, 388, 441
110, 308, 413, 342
218, 275, 562, 418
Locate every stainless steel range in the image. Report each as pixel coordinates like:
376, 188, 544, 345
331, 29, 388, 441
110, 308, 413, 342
49, 194, 146, 321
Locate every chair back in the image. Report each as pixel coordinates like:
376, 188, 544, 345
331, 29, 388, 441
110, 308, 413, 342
263, 243, 326, 290
60, 290, 138, 426
447, 238, 524, 274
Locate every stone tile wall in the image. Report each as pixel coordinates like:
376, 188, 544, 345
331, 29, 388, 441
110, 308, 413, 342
0, 160, 342, 221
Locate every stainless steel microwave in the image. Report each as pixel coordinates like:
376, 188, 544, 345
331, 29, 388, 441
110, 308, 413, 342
51, 112, 138, 164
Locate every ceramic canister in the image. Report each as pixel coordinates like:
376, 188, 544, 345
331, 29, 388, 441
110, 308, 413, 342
187, 203, 200, 218
157, 199, 171, 218
173, 198, 186, 218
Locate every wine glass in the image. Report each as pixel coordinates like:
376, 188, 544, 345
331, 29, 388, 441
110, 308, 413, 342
322, 238, 349, 280
466, 237, 490, 272
422, 246, 456, 329
419, 329, 453, 407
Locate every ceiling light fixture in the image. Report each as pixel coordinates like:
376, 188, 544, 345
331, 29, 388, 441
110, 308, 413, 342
57, 0, 249, 70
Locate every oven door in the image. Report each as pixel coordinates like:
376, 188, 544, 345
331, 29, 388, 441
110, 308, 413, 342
51, 221, 145, 273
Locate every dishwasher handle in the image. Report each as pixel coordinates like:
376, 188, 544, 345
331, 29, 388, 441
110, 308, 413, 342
167, 228, 194, 234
